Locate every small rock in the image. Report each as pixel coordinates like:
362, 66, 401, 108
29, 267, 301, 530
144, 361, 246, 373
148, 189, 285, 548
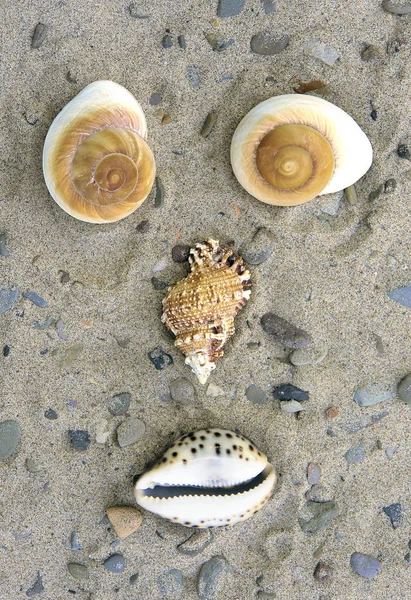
0, 233, 9, 257
206, 383, 225, 397
201, 111, 218, 137
273, 384, 309, 402
68, 563, 89, 580
130, 572, 139, 584
326, 407, 339, 420
368, 184, 384, 202
26, 572, 44, 596
204, 32, 234, 52
169, 378, 196, 404
257, 593, 276, 600
313, 561, 333, 581
354, 382, 395, 407
186, 66, 201, 88
241, 228, 276, 265
23, 291, 48, 308
397, 373, 411, 404
251, 32, 289, 55
107, 506, 142, 538
117, 418, 145, 447
162, 34, 173, 48
305, 484, 327, 502
197, 556, 228, 599
158, 569, 183, 599
68, 429, 90, 452
320, 191, 342, 215
300, 500, 338, 533
260, 0, 276, 13
55, 319, 68, 341
280, 400, 304, 413
306, 40, 340, 66
217, 0, 245, 17
385, 446, 396, 460
0, 284, 18, 314
151, 277, 170, 291
128, 2, 150, 18
307, 463, 321, 486
3, 345, 10, 357
388, 283, 411, 308
108, 392, 131, 416
397, 144, 410, 160
290, 341, 327, 366
171, 244, 190, 263
383, 503, 402, 529
58, 343, 84, 368
25, 458, 45, 473
344, 185, 358, 206
149, 93, 162, 105
152, 256, 168, 273
384, 178, 397, 194
95, 418, 110, 444
177, 529, 213, 556
350, 552, 381, 579
344, 442, 365, 464
0, 420, 21, 461
148, 347, 173, 370
155, 176, 165, 207
178, 35, 186, 49
245, 384, 267, 404
31, 23, 48, 49
71, 531, 83, 551
44, 408, 58, 420
361, 44, 381, 61
137, 220, 151, 233
261, 313, 311, 349
104, 553, 125, 574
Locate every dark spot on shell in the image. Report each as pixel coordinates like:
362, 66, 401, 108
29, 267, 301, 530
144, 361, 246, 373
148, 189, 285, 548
239, 454, 243, 459
245, 457, 249, 461
190, 436, 197, 441
206, 430, 211, 433
240, 514, 245, 518
183, 459, 187, 464
162, 458, 167, 463
226, 433, 232, 438
199, 444, 204, 449
249, 445, 254, 451
200, 435, 206, 440
172, 452, 178, 457
178, 442, 182, 446
200, 520, 205, 524
184, 522, 191, 525
233, 445, 237, 450
226, 449, 231, 454
216, 447, 221, 455
214, 432, 221, 437
258, 451, 261, 456
191, 448, 197, 453
239, 446, 243, 451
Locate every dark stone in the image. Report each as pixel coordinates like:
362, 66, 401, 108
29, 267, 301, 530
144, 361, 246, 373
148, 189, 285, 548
70, 531, 83, 551
204, 33, 234, 52
172, 244, 190, 263
201, 111, 218, 137
178, 35, 186, 49
350, 552, 381, 579
344, 442, 365, 464
151, 277, 170, 291
384, 178, 397, 194
383, 503, 402, 529
162, 34, 173, 48
68, 429, 90, 452
398, 373, 411, 404
370, 109, 377, 121
217, 0, 245, 17
197, 555, 228, 599
388, 283, 411, 308
0, 233, 9, 256
136, 220, 151, 233
261, 313, 311, 349
23, 291, 48, 308
313, 561, 333, 581
44, 408, 58, 420
3, 345, 10, 357
0, 284, 18, 314
130, 572, 139, 584
368, 184, 384, 202
177, 529, 213, 556
148, 347, 173, 370
26, 572, 44, 596
155, 177, 165, 207
273, 384, 309, 402
31, 23, 48, 49
300, 501, 338, 533
108, 392, 131, 416
104, 553, 125, 573
158, 568, 183, 597
149, 93, 162, 105
251, 32, 290, 55
397, 144, 410, 159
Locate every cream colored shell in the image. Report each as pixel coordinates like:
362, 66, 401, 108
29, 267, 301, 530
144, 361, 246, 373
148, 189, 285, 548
43, 80, 155, 223
231, 94, 373, 206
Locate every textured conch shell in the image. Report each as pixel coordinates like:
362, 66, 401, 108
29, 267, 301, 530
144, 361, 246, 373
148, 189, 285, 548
134, 428, 277, 528
162, 240, 251, 384
231, 94, 373, 206
43, 80, 155, 223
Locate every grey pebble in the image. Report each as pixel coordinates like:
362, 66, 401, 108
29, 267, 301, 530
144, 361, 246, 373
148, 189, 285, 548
149, 93, 162, 106
384, 178, 397, 193
23, 291, 48, 308
169, 378, 196, 404
344, 185, 358, 206
313, 561, 333, 581
0, 233, 9, 257
383, 503, 402, 529
385, 446, 396, 460
307, 463, 321, 485
261, 313, 311, 349
197, 555, 228, 599
273, 384, 309, 402
177, 529, 213, 556
241, 227, 275, 265
350, 552, 381, 579
260, 0, 276, 13
0, 420, 21, 461
148, 347, 173, 370
44, 408, 58, 420
26, 572, 44, 596
204, 32, 234, 52
382, 0, 411, 14
344, 442, 365, 464
281, 400, 304, 413
217, 0, 244, 17
178, 35, 186, 49
55, 319, 68, 341
388, 283, 411, 308
12, 529, 32, 540
68, 563, 89, 580
0, 284, 18, 314
186, 66, 201, 88
305, 483, 327, 502
108, 392, 131, 416
130, 572, 139, 584
31, 23, 48, 49
70, 531, 83, 551
117, 418, 145, 447
128, 2, 150, 18
68, 429, 90, 452
25, 458, 45, 473
136, 219, 151, 233
162, 34, 173, 48
155, 177, 165, 208
290, 341, 327, 366
306, 39, 340, 66
158, 569, 183, 599
34, 316, 54, 330
257, 593, 276, 600
320, 191, 342, 215
245, 384, 267, 404
172, 244, 190, 263
361, 44, 381, 61
201, 111, 218, 137
354, 382, 394, 407
368, 184, 384, 202
251, 32, 289, 55
300, 500, 338, 533
104, 553, 125, 573
397, 373, 411, 404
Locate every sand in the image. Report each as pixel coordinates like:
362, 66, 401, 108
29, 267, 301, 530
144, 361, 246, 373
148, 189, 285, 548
1, 0, 411, 598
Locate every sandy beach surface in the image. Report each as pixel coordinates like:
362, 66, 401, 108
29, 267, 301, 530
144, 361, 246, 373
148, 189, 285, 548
1, 0, 411, 598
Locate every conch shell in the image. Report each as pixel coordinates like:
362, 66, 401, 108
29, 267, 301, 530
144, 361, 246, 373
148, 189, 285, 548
231, 94, 373, 206
162, 240, 251, 384
43, 80, 155, 223
134, 428, 277, 528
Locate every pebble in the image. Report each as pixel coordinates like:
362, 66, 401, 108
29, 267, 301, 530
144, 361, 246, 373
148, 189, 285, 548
148, 347, 173, 370
95, 418, 110, 444
162, 33, 173, 48
26, 572, 44, 596
260, 0, 276, 13
0, 420, 21, 461
0, 284, 18, 314
178, 35, 186, 49
68, 429, 90, 452
383, 503, 402, 529
149, 93, 162, 106
241, 227, 276, 265
172, 244, 190, 263
368, 184, 384, 202
201, 111, 218, 137
197, 556, 228, 599
361, 44, 381, 61
108, 392, 131, 416
117, 418, 145, 447
257, 594, 276, 600
382, 0, 411, 13
350, 552, 381, 579
384, 178, 397, 194
397, 373, 411, 404
245, 384, 267, 404
313, 561, 333, 581
388, 283, 411, 308
354, 382, 395, 407
204, 33, 234, 52
281, 400, 305, 413
128, 2, 150, 18
169, 378, 196, 404
300, 500, 338, 533
293, 79, 327, 94
58, 343, 84, 368
186, 66, 201, 88
158, 569, 183, 599
44, 408, 58, 420
261, 313, 311, 349
217, 0, 245, 17
137, 219, 151, 233
273, 384, 309, 402
155, 176, 165, 207
31, 23, 48, 49
0, 233, 9, 256
250, 32, 290, 55
68, 563, 89, 580
25, 458, 46, 473
305, 483, 327, 502
177, 529, 213, 556
306, 40, 340, 66
104, 553, 125, 574
107, 506, 142, 538
344, 442, 365, 464
55, 319, 68, 341
71, 531, 83, 551
130, 572, 139, 584
326, 407, 339, 419
290, 341, 327, 366
385, 446, 396, 460
320, 192, 342, 215
397, 144, 410, 159
3, 345, 10, 356
206, 383, 225, 397
23, 291, 48, 307
344, 184, 358, 206
307, 463, 321, 485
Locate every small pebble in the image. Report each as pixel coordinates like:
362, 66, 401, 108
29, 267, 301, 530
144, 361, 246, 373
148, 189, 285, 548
44, 408, 58, 420
260, 0, 276, 13
344, 185, 358, 206
149, 93, 162, 105
206, 383, 225, 397
172, 244, 190, 263
3, 345, 10, 356
385, 446, 396, 460
152, 256, 168, 273
55, 319, 68, 341
371, 109, 377, 120
0, 233, 9, 257
201, 112, 218, 137
104, 553, 125, 574
313, 561, 333, 581
197, 556, 228, 599
108, 392, 131, 416
130, 572, 139, 584
148, 347, 173, 370
204, 32, 234, 52
26, 572, 44, 596
300, 500, 338, 533
0, 284, 19, 314
217, 0, 245, 17
354, 382, 394, 407
397, 144, 410, 159
382, 0, 411, 14
68, 563, 89, 580
361, 44, 381, 61
307, 463, 321, 486
280, 400, 304, 413
137, 220, 151, 233
293, 79, 327, 94
178, 35, 186, 49
306, 39, 340, 66
95, 418, 110, 444
25, 458, 45, 473
117, 418, 145, 447
273, 384, 309, 402
344, 442, 365, 464
31, 23, 48, 49
23, 291, 48, 307
326, 407, 339, 420
169, 378, 196, 404
251, 32, 289, 55
241, 227, 275, 265
290, 341, 327, 366
368, 184, 384, 202
350, 552, 381, 579
155, 177, 165, 207
177, 530, 213, 556
388, 283, 411, 308
397, 373, 411, 404
320, 192, 342, 215
71, 531, 83, 551
68, 429, 90, 452
257, 593, 276, 600
158, 569, 183, 599
0, 420, 21, 461
261, 313, 311, 349
128, 2, 150, 18
245, 384, 267, 404
162, 34, 173, 48
186, 66, 201, 88
384, 178, 397, 194
383, 503, 402, 529
107, 506, 142, 538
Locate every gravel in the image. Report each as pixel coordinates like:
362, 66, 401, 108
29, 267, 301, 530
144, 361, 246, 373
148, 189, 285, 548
241, 228, 276, 265
44, 408, 58, 420
273, 384, 309, 402
148, 347, 173, 370
0, 233, 9, 256
387, 283, 411, 308
383, 503, 402, 529
250, 32, 289, 55
201, 111, 218, 137
117, 418, 145, 447
155, 176, 165, 207
70, 531, 83, 551
108, 392, 131, 416
104, 553, 125, 573
261, 313, 311, 349
68, 563, 89, 580
0, 420, 21, 461
31, 23, 48, 49
217, 0, 245, 17
26, 572, 44, 596
354, 382, 395, 407
344, 442, 365, 464
68, 429, 90, 452
306, 39, 340, 65
300, 500, 338, 533
171, 244, 190, 263
350, 552, 381, 579
0, 284, 19, 314
307, 463, 321, 485
22, 291, 48, 307
281, 400, 305, 413
290, 341, 327, 366
197, 555, 228, 599
169, 378, 196, 404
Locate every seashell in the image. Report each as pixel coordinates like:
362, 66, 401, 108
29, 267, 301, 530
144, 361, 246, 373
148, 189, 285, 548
43, 80, 155, 223
161, 239, 251, 385
230, 94, 373, 206
134, 428, 277, 528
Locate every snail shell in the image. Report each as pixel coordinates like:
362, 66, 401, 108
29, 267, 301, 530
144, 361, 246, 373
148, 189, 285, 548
43, 80, 155, 223
230, 94, 373, 206
134, 428, 277, 528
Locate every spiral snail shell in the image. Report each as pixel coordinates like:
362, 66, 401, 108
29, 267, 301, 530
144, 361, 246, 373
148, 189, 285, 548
43, 80, 155, 223
230, 94, 373, 207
